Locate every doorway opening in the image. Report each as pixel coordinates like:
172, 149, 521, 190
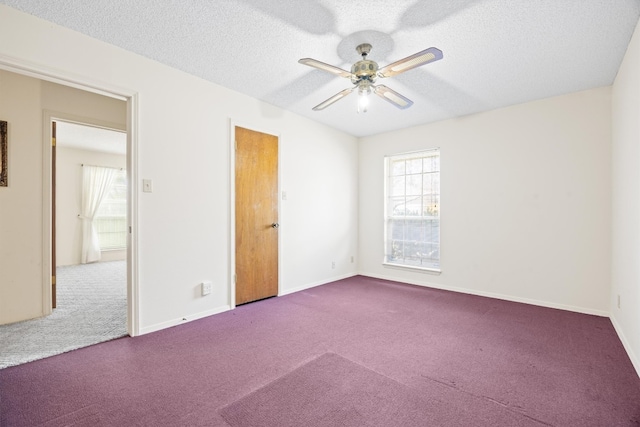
0, 58, 138, 368
53, 120, 128, 342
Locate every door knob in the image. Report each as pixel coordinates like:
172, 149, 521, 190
271, 223, 279, 228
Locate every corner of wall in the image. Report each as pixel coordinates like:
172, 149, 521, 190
610, 313, 640, 378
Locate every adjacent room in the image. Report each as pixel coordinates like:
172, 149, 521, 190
0, 1, 639, 426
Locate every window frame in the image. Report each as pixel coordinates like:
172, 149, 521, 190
383, 148, 441, 273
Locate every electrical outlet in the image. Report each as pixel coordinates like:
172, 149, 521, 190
350, 256, 354, 263
331, 261, 336, 269
201, 281, 212, 296
617, 294, 621, 309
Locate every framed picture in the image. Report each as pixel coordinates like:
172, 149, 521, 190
0, 121, 6, 187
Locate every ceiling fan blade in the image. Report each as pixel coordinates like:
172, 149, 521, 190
374, 85, 414, 109
377, 47, 443, 78
298, 58, 353, 78
312, 87, 356, 111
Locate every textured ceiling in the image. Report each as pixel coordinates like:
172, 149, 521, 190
2, 0, 639, 137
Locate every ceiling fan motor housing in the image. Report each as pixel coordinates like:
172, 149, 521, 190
351, 60, 378, 84
351, 44, 378, 84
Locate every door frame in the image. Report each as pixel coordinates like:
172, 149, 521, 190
0, 54, 141, 336
228, 120, 282, 309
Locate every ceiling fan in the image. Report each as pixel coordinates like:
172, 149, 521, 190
299, 43, 443, 112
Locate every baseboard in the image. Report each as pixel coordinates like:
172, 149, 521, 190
138, 273, 360, 335
359, 271, 610, 317
279, 273, 359, 296
610, 314, 640, 379
139, 304, 231, 335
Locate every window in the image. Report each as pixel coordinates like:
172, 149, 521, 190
95, 169, 127, 250
384, 149, 440, 271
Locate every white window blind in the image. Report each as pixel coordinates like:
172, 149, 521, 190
95, 169, 127, 250
384, 149, 440, 271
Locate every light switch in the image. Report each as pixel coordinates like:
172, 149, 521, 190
143, 179, 153, 193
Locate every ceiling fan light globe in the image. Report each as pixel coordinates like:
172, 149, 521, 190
357, 93, 369, 113
357, 81, 372, 113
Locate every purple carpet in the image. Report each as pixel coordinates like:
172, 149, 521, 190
1, 276, 639, 426
220, 352, 543, 427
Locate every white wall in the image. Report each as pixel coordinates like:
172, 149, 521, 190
0, 5, 358, 332
359, 87, 612, 315
56, 147, 126, 267
0, 70, 44, 324
611, 18, 640, 376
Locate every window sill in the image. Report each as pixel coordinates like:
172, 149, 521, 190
383, 262, 441, 275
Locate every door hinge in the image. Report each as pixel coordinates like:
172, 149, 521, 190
234, 140, 237, 151
51, 137, 56, 147
129, 226, 132, 233
51, 275, 56, 285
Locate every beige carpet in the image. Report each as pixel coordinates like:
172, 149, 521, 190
0, 260, 127, 369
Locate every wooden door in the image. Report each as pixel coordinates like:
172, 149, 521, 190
51, 121, 57, 308
235, 126, 278, 305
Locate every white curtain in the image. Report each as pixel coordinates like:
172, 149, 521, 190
80, 165, 117, 264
